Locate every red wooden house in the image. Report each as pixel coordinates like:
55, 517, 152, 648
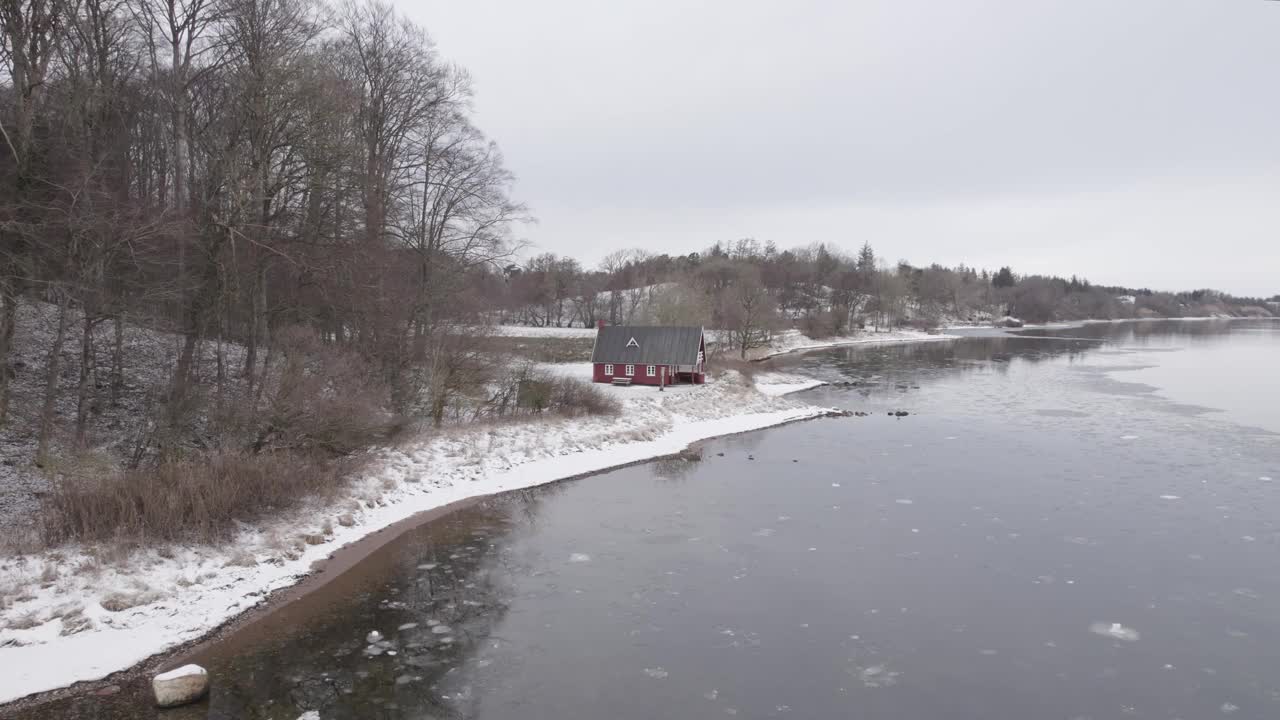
591, 324, 707, 386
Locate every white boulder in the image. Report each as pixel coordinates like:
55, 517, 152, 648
152, 664, 209, 708
298, 712, 321, 720
366, 630, 383, 643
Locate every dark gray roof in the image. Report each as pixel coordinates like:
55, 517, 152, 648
591, 326, 704, 365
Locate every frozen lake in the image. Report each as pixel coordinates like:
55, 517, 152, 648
24, 319, 1280, 720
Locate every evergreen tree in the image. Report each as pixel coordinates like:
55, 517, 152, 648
856, 242, 876, 275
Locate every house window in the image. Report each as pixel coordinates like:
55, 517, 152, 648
604, 364, 614, 375
625, 364, 635, 377
646, 365, 656, 377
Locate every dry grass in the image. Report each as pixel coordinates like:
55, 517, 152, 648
99, 589, 160, 613
546, 376, 620, 417
58, 609, 92, 636
224, 549, 257, 568
38, 564, 58, 584
500, 370, 620, 418
5, 611, 43, 631
40, 451, 355, 546
711, 356, 761, 381
480, 335, 595, 363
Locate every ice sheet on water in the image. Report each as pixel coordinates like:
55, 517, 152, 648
398, 623, 418, 631
856, 664, 900, 688
895, 499, 914, 505
1159, 495, 1181, 500
1221, 702, 1239, 714
752, 528, 775, 537
643, 667, 669, 679
704, 689, 719, 700
568, 553, 592, 563
1120, 435, 1139, 440
432, 625, 452, 634
1089, 622, 1140, 642
417, 563, 438, 570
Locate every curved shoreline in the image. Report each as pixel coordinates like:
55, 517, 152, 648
0, 400, 838, 713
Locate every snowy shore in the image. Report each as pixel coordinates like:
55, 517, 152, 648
749, 328, 958, 359
943, 315, 1255, 332
0, 371, 832, 705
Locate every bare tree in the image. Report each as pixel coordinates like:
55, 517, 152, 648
0, 0, 64, 425
719, 265, 775, 359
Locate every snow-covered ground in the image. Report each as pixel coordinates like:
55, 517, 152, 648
750, 328, 958, 359
0, 370, 832, 704
0, 302, 243, 527
751, 372, 828, 396
490, 325, 600, 339
945, 316, 1249, 332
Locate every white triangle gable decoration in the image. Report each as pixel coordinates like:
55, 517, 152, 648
626, 337, 639, 348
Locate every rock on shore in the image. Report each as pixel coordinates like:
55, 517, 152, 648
152, 664, 209, 708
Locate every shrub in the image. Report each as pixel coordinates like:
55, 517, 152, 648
547, 376, 619, 417
490, 366, 619, 419
41, 451, 350, 545
249, 327, 401, 456
801, 312, 836, 340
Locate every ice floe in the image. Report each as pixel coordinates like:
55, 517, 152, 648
1089, 622, 1140, 642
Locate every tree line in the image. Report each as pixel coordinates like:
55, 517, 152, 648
485, 238, 1274, 357
1, 0, 526, 463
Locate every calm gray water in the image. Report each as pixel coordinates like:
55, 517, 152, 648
16, 320, 1280, 720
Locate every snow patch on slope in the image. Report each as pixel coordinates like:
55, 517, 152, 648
750, 328, 957, 360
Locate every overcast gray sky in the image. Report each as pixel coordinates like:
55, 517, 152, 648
404, 0, 1278, 297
